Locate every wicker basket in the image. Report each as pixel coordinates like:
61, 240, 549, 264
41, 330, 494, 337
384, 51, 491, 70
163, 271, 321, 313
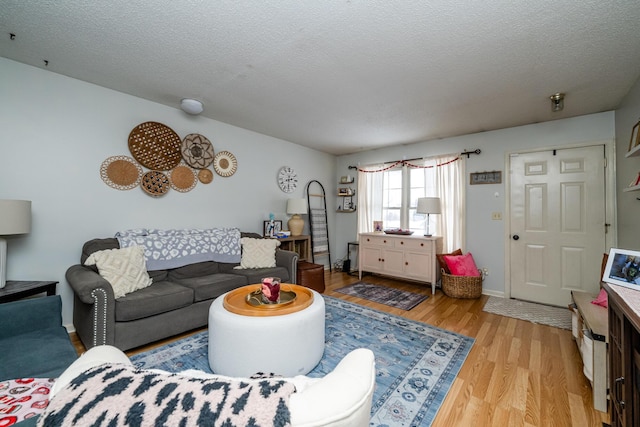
441, 269, 483, 299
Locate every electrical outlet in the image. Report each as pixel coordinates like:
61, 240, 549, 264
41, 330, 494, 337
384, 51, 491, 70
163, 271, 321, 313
482, 267, 489, 276
491, 212, 502, 220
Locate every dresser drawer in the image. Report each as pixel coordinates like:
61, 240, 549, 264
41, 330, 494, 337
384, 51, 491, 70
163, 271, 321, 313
361, 235, 392, 246
394, 238, 431, 251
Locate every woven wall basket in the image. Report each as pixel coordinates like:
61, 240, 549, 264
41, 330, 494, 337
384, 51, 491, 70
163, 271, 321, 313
140, 170, 170, 197
170, 164, 197, 192
441, 269, 483, 299
182, 133, 214, 169
100, 155, 142, 190
128, 122, 182, 171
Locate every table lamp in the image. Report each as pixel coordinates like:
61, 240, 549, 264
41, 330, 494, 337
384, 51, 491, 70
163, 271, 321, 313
0, 200, 31, 288
286, 198, 307, 237
416, 197, 441, 237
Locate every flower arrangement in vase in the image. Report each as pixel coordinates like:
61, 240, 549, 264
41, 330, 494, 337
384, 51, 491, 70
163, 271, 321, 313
261, 277, 281, 304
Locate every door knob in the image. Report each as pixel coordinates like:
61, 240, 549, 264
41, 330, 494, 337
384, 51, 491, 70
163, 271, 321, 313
512, 235, 519, 241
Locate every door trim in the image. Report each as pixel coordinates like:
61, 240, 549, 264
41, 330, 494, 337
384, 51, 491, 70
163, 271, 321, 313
503, 139, 617, 299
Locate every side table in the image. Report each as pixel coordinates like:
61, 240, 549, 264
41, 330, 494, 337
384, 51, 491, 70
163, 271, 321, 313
0, 280, 58, 303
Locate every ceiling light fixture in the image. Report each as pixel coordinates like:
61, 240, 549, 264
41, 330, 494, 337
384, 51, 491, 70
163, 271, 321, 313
181, 98, 204, 115
549, 92, 565, 112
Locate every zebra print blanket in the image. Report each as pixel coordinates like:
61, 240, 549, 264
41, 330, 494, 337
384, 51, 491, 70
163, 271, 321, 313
37, 364, 295, 427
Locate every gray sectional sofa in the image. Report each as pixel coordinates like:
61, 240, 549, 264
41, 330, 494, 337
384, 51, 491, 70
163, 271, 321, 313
66, 232, 298, 351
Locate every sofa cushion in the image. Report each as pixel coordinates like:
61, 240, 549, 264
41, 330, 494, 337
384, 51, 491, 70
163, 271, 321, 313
230, 266, 290, 284
167, 260, 219, 280
173, 273, 247, 302
85, 245, 153, 298
236, 237, 280, 269
114, 281, 194, 322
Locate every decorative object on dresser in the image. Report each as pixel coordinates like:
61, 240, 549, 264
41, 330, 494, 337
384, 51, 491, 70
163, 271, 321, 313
0, 199, 31, 289
416, 197, 441, 237
602, 247, 640, 292
359, 232, 443, 294
286, 198, 307, 236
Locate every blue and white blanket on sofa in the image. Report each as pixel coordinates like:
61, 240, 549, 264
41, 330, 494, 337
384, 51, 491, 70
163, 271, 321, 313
115, 228, 241, 270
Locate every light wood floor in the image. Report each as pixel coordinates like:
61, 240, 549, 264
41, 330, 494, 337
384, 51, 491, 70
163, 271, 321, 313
72, 271, 610, 426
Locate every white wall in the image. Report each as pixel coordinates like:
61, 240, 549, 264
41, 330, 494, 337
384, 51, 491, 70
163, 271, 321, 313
0, 58, 336, 327
336, 112, 615, 296
615, 76, 640, 249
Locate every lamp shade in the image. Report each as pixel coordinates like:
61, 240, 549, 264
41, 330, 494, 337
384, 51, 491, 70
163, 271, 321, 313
286, 198, 308, 215
416, 197, 441, 215
0, 200, 31, 235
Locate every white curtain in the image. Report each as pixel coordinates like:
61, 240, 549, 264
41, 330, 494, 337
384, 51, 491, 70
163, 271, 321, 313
432, 154, 465, 253
356, 155, 465, 253
357, 164, 385, 234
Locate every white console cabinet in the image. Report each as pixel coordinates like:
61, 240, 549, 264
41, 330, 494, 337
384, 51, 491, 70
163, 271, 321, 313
358, 232, 443, 294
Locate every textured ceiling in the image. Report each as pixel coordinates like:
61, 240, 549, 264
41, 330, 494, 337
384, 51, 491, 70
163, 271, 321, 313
2, 1, 640, 155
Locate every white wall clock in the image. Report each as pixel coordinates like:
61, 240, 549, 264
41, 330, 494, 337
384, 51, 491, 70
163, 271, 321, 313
278, 166, 298, 193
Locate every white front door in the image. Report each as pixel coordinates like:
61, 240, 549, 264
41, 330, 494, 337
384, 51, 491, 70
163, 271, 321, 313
509, 146, 606, 306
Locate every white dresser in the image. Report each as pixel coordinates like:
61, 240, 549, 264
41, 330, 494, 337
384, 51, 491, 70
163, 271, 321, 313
358, 232, 443, 294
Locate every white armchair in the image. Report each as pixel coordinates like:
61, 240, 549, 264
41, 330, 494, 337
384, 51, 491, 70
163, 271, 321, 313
50, 345, 376, 427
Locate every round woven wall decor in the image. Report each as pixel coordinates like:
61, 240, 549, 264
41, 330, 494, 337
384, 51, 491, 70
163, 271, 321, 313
198, 169, 214, 184
100, 155, 142, 190
140, 171, 170, 197
182, 134, 214, 169
170, 164, 197, 192
128, 122, 182, 171
213, 151, 238, 177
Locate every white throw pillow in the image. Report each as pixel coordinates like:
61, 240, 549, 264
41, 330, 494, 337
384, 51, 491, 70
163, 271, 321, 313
84, 245, 153, 298
234, 237, 280, 269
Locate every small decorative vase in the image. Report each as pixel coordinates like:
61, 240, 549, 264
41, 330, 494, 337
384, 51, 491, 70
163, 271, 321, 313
261, 277, 281, 304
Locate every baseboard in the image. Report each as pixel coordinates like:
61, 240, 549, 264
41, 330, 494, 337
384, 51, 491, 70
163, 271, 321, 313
482, 289, 505, 298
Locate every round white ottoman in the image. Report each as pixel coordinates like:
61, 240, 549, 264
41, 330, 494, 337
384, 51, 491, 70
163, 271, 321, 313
208, 287, 325, 377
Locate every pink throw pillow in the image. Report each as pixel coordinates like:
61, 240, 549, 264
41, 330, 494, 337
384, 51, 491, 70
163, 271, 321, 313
443, 253, 481, 277
591, 288, 608, 308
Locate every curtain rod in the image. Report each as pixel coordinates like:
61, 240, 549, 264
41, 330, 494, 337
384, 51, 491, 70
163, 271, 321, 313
347, 149, 481, 170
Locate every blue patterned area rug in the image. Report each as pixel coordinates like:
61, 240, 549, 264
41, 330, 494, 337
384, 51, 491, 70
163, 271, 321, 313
335, 282, 428, 310
130, 296, 474, 427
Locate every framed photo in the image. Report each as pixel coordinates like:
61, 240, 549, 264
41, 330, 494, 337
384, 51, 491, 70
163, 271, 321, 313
263, 220, 282, 237
470, 171, 502, 185
373, 221, 383, 232
629, 119, 640, 152
602, 248, 640, 292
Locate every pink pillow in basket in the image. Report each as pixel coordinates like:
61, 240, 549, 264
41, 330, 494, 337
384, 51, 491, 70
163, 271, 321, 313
443, 253, 481, 277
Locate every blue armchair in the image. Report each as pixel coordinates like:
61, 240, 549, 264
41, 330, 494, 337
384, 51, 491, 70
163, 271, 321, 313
0, 296, 78, 381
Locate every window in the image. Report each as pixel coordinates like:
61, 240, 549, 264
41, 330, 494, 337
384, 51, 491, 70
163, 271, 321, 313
357, 154, 465, 253
380, 165, 438, 233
